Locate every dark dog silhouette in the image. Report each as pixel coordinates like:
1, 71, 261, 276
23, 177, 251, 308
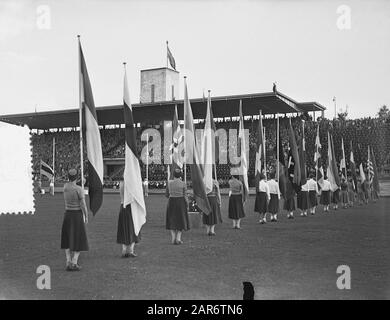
243, 281, 254, 300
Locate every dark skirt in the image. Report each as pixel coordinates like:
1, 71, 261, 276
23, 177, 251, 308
332, 189, 340, 204
283, 197, 296, 211
61, 210, 89, 251
308, 190, 318, 207
340, 190, 349, 204
117, 205, 140, 245
320, 190, 331, 205
254, 192, 268, 214
166, 197, 190, 231
348, 190, 355, 202
297, 191, 309, 210
267, 194, 279, 214
228, 194, 245, 219
203, 196, 222, 226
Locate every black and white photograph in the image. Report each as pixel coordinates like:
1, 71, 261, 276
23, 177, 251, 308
0, 0, 389, 305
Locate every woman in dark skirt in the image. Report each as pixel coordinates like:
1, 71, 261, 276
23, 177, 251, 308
61, 169, 89, 272
297, 181, 309, 217
117, 177, 140, 258
320, 176, 331, 212
284, 180, 296, 219
307, 173, 319, 215
267, 172, 280, 222
203, 178, 222, 236
340, 178, 349, 209
165, 168, 189, 244
254, 173, 270, 224
332, 186, 341, 210
228, 175, 245, 229
347, 178, 355, 207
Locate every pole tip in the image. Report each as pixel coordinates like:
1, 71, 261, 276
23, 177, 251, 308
208, 89, 211, 93
77, 35, 80, 38
123, 62, 127, 65
184, 76, 187, 79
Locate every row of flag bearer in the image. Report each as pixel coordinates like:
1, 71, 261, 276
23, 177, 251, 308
59, 37, 380, 271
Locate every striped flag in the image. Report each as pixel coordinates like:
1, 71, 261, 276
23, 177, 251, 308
183, 78, 211, 215
327, 132, 340, 191
238, 100, 249, 203
370, 147, 380, 195
40, 160, 54, 180
201, 91, 216, 194
340, 137, 347, 178
79, 39, 103, 215
169, 105, 184, 179
287, 118, 301, 186
123, 64, 146, 236
167, 41, 176, 70
298, 120, 307, 185
254, 110, 265, 192
314, 124, 324, 188
350, 141, 357, 191
367, 146, 374, 184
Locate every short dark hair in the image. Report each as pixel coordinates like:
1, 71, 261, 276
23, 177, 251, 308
269, 172, 276, 179
174, 169, 182, 179
68, 169, 78, 182
259, 173, 266, 180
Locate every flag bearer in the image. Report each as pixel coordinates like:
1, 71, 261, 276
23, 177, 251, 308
331, 183, 341, 210
297, 181, 309, 217
117, 176, 140, 258
307, 173, 319, 215
284, 181, 296, 219
340, 177, 349, 209
61, 169, 89, 271
203, 176, 222, 236
357, 177, 365, 205
267, 172, 280, 222
254, 173, 270, 224
347, 177, 355, 207
165, 168, 189, 244
228, 175, 246, 229
320, 175, 331, 212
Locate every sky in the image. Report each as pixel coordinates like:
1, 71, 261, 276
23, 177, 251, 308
0, 0, 389, 119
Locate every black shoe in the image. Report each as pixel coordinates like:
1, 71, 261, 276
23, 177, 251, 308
71, 263, 82, 271
66, 263, 72, 271
128, 252, 137, 258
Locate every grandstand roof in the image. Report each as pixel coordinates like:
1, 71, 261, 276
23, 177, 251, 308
0, 91, 325, 130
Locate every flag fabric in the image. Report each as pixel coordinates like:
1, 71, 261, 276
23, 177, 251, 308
298, 121, 307, 185
238, 100, 249, 203
340, 137, 347, 178
349, 141, 357, 191
370, 147, 380, 195
367, 146, 374, 184
287, 118, 301, 186
40, 160, 54, 180
183, 78, 211, 215
79, 40, 103, 215
201, 91, 216, 194
327, 132, 340, 191
169, 105, 184, 179
314, 124, 324, 188
277, 136, 287, 198
167, 42, 176, 70
359, 163, 366, 183
123, 65, 146, 236
255, 111, 265, 192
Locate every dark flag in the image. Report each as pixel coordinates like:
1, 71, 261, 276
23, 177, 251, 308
255, 110, 265, 192
350, 141, 357, 191
298, 120, 307, 185
287, 118, 301, 186
167, 41, 176, 70
169, 105, 183, 179
79, 39, 103, 215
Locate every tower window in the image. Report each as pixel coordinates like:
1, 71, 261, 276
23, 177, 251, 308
151, 84, 155, 103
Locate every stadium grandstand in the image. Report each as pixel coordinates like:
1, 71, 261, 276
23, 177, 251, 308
1, 67, 389, 189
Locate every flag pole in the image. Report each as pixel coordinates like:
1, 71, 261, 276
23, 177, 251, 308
276, 113, 279, 182
78, 35, 84, 190
183, 76, 187, 185
146, 133, 149, 182
316, 123, 319, 183
263, 126, 266, 177
166, 41, 169, 69
52, 136, 55, 185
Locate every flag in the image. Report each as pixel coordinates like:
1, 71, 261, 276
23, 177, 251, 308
40, 160, 54, 180
298, 120, 307, 185
238, 100, 249, 203
359, 163, 366, 183
169, 105, 184, 179
79, 39, 103, 215
350, 141, 357, 191
370, 147, 380, 195
255, 110, 265, 192
287, 118, 301, 186
183, 78, 211, 215
327, 132, 340, 191
367, 146, 374, 184
314, 124, 324, 188
340, 137, 347, 178
277, 135, 287, 198
123, 64, 146, 236
167, 42, 176, 70
201, 91, 216, 194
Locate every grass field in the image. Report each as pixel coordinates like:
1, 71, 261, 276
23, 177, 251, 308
0, 194, 389, 300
